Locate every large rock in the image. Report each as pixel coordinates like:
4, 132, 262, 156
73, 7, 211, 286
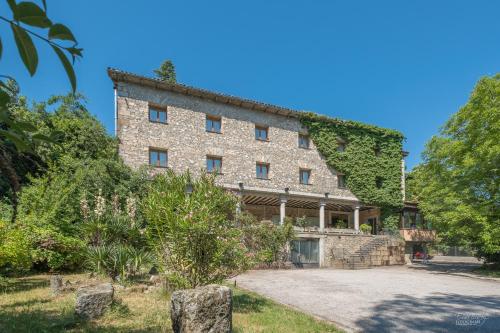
75, 283, 114, 319
171, 284, 232, 333
50, 275, 63, 296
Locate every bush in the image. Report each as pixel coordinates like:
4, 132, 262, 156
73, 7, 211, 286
143, 170, 251, 289
239, 213, 295, 266
0, 221, 32, 274
82, 191, 152, 281
360, 224, 372, 234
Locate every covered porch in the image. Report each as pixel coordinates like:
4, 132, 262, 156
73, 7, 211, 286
240, 191, 378, 234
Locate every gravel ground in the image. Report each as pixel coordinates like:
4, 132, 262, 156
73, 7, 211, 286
234, 265, 500, 332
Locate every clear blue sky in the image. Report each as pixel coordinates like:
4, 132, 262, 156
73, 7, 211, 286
1, 0, 499, 169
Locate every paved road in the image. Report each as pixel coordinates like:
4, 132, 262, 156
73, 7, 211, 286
235, 265, 500, 332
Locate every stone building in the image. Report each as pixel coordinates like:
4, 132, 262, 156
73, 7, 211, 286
108, 68, 434, 268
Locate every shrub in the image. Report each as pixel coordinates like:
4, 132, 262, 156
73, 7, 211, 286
360, 224, 372, 234
143, 170, 251, 289
0, 221, 32, 274
239, 213, 295, 266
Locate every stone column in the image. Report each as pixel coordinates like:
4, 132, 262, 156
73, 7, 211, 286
319, 200, 326, 232
354, 205, 360, 232
279, 195, 287, 225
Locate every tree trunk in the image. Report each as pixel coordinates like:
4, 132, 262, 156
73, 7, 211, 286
0, 145, 20, 222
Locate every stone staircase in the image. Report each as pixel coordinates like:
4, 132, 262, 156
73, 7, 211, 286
345, 237, 391, 269
328, 234, 406, 269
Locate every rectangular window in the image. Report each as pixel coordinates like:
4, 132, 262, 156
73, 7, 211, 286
300, 169, 311, 185
206, 156, 222, 174
337, 174, 347, 188
298, 134, 310, 148
337, 142, 346, 152
255, 125, 269, 141
149, 106, 167, 123
149, 149, 168, 168
256, 162, 269, 179
206, 115, 222, 133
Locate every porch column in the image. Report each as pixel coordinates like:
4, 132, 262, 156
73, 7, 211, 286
319, 200, 326, 232
279, 195, 287, 225
354, 205, 360, 232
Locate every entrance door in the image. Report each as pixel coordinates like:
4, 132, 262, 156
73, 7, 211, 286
291, 239, 319, 267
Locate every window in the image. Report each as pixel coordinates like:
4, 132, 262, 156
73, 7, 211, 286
299, 169, 311, 185
206, 156, 222, 174
255, 125, 269, 141
374, 144, 381, 157
376, 176, 383, 189
149, 106, 167, 123
337, 141, 347, 152
256, 162, 269, 179
298, 134, 310, 148
337, 174, 347, 188
149, 149, 167, 168
206, 115, 221, 133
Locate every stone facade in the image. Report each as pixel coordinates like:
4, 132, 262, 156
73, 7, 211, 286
109, 69, 413, 270
115, 81, 356, 200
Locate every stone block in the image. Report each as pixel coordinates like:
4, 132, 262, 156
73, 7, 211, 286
75, 283, 114, 319
50, 275, 63, 296
171, 284, 232, 333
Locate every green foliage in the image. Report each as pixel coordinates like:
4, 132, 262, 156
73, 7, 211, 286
299, 113, 404, 227
24, 221, 86, 271
81, 191, 151, 281
0, 94, 150, 273
239, 212, 296, 265
154, 59, 176, 83
360, 224, 372, 234
294, 215, 308, 231
0, 220, 32, 273
409, 74, 500, 263
143, 170, 251, 289
0, 0, 82, 91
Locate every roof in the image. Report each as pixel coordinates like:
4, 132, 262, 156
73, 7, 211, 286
108, 68, 300, 118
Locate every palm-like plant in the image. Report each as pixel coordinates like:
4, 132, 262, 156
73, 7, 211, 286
86, 245, 112, 274
110, 245, 132, 281
127, 247, 154, 277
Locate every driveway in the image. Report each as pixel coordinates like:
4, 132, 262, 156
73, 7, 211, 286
235, 265, 500, 332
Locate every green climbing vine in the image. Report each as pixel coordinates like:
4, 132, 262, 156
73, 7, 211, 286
299, 112, 404, 229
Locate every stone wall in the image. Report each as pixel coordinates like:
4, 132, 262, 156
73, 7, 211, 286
115, 82, 356, 199
322, 234, 405, 269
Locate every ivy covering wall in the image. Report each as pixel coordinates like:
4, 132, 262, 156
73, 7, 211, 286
299, 113, 404, 227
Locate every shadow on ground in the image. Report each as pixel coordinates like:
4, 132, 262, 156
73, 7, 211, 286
0, 277, 48, 294
409, 262, 482, 275
233, 291, 269, 314
355, 293, 500, 333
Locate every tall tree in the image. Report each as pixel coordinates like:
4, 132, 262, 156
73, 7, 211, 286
0, 0, 82, 221
154, 59, 176, 83
410, 74, 500, 263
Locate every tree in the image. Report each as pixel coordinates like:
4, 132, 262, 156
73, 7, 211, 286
143, 170, 251, 289
5, 94, 149, 272
154, 59, 176, 83
0, 0, 82, 220
410, 74, 500, 263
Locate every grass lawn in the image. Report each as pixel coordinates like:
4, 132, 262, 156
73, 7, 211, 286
0, 274, 341, 333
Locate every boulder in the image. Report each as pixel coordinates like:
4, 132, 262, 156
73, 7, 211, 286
75, 283, 114, 319
50, 275, 63, 296
171, 284, 232, 333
